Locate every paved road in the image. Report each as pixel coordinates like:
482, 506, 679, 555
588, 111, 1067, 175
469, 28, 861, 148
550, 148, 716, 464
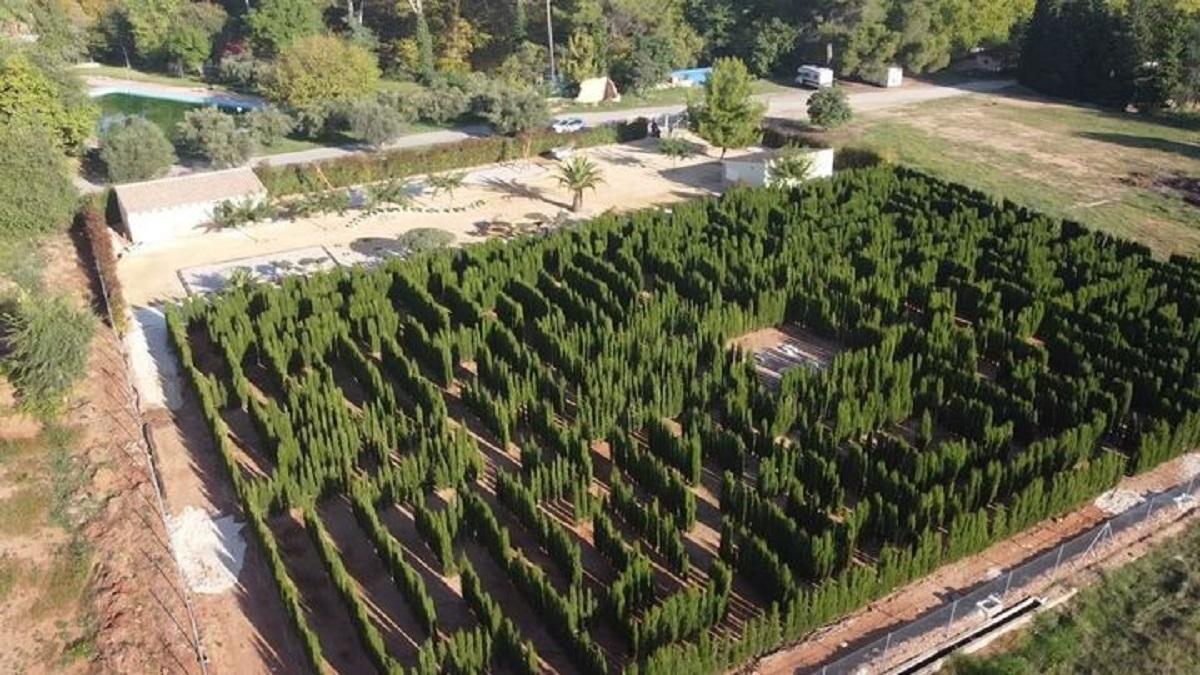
254, 124, 494, 167
258, 78, 1016, 168
810, 477, 1200, 674
571, 78, 1016, 127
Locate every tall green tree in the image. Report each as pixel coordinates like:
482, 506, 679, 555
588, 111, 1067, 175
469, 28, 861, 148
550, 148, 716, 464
1129, 0, 1189, 111
164, 2, 226, 74
122, 0, 183, 61
264, 35, 381, 109
247, 0, 325, 55
689, 56, 764, 157
403, 0, 437, 83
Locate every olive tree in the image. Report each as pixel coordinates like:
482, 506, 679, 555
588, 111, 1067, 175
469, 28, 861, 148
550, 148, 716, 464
176, 108, 257, 167
99, 116, 176, 182
347, 99, 407, 148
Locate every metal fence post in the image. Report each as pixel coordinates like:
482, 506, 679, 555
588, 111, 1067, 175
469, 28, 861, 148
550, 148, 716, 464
882, 631, 893, 658
1003, 569, 1014, 597
1144, 495, 1156, 520
946, 598, 960, 631
1053, 543, 1065, 577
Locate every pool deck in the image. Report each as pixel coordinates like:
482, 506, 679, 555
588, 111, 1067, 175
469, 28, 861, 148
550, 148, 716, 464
86, 75, 266, 110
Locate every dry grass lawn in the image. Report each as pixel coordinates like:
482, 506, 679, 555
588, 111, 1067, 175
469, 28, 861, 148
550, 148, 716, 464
831, 91, 1200, 257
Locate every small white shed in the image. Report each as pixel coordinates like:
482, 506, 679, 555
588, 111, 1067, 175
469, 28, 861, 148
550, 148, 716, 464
723, 148, 836, 189
115, 168, 269, 245
575, 77, 621, 104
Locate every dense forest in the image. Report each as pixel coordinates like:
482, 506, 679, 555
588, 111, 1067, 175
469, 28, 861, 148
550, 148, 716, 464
5, 0, 1037, 89
1020, 0, 1200, 110
167, 166, 1200, 673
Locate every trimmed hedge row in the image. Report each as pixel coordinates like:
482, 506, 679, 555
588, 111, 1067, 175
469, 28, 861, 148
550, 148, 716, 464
254, 120, 650, 197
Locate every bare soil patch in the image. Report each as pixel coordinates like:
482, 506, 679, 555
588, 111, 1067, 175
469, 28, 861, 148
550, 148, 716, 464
318, 498, 426, 666
730, 324, 843, 387
268, 511, 377, 675
1124, 171, 1200, 208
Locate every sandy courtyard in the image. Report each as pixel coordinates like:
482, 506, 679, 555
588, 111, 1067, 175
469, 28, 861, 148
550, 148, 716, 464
117, 138, 737, 306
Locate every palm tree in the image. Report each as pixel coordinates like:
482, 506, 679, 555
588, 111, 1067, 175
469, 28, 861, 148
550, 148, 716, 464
427, 171, 466, 204
556, 156, 604, 212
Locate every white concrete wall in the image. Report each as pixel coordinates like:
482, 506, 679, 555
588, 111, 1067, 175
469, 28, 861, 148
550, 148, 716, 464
723, 160, 769, 187
724, 148, 836, 189
125, 194, 266, 245
808, 148, 835, 179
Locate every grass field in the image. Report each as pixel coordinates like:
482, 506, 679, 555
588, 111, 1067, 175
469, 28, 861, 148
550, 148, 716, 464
0, 428, 97, 672
836, 92, 1200, 257
73, 64, 216, 89
947, 521, 1200, 675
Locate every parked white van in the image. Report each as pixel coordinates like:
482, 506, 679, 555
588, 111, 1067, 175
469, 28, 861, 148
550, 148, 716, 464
795, 65, 834, 89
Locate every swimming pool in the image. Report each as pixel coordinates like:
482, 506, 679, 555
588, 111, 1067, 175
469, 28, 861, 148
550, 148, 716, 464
92, 89, 263, 137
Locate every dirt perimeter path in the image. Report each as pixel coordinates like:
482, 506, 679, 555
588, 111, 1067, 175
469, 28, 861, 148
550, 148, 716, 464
752, 452, 1200, 674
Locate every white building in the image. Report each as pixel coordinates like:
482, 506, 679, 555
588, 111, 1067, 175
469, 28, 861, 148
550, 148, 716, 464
723, 148, 836, 189
114, 168, 268, 245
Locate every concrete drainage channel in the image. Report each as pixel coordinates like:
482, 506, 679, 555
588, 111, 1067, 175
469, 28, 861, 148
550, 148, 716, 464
812, 473, 1200, 675
887, 595, 1049, 674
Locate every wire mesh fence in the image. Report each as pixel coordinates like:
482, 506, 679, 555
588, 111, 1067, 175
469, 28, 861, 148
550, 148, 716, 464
812, 477, 1200, 674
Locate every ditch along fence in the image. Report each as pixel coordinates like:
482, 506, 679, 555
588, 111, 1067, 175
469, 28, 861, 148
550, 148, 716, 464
80, 212, 210, 673
812, 476, 1200, 675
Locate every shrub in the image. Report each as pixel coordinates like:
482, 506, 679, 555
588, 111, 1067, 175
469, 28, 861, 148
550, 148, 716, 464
79, 206, 128, 334
397, 227, 454, 253
217, 53, 271, 91
767, 151, 815, 188
476, 85, 549, 136
807, 87, 853, 128
414, 81, 473, 125
657, 137, 703, 162
98, 116, 176, 183
0, 121, 76, 238
244, 107, 295, 147
212, 199, 275, 228
834, 145, 885, 170
176, 108, 257, 168
0, 53, 96, 154
495, 42, 548, 87
0, 291, 95, 418
347, 100, 407, 148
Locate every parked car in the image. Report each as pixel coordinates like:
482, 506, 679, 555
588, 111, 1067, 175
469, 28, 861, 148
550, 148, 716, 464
795, 65, 835, 89
552, 117, 586, 134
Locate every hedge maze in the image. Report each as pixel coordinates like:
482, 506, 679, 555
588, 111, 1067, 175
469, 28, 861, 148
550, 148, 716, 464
167, 166, 1200, 674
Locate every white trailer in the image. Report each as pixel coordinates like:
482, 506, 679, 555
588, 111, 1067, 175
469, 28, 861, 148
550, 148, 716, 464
795, 65, 834, 89
865, 66, 903, 88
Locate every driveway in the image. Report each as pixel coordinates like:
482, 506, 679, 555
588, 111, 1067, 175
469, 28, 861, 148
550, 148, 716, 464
571, 78, 1017, 125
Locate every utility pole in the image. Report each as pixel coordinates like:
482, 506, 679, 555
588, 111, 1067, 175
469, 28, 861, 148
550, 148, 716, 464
545, 0, 557, 84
